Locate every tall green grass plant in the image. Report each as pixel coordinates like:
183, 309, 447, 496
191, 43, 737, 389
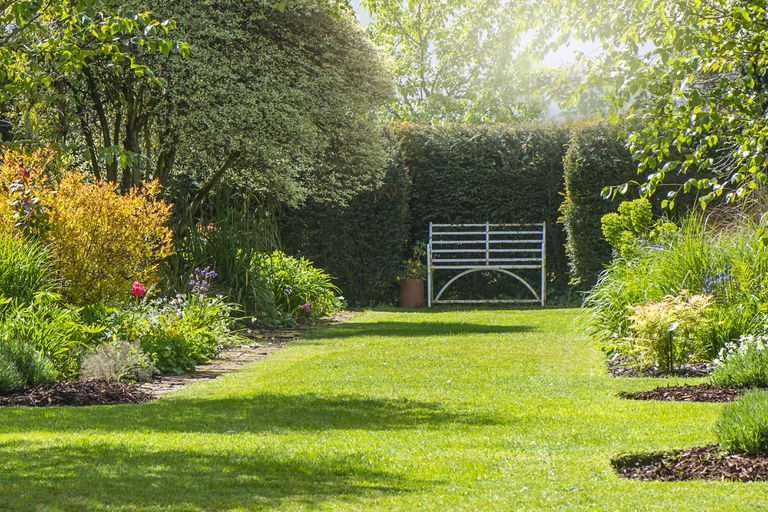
0, 234, 54, 307
163, 192, 280, 319
586, 212, 768, 367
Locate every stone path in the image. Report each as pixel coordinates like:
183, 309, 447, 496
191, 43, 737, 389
138, 332, 298, 397
138, 312, 357, 398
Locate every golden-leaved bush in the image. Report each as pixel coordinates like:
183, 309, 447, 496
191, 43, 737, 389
45, 172, 174, 305
627, 290, 711, 372
0, 147, 58, 236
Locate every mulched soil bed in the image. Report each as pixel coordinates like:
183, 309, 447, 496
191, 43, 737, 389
607, 355, 712, 378
619, 384, 744, 403
0, 380, 152, 407
613, 445, 768, 482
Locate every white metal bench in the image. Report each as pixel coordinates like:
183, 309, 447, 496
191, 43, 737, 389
426, 222, 546, 307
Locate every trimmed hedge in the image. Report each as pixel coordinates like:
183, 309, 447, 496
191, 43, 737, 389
279, 162, 409, 306
281, 123, 637, 305
561, 124, 636, 289
395, 124, 571, 297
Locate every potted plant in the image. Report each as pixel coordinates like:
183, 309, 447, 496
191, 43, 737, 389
399, 242, 426, 308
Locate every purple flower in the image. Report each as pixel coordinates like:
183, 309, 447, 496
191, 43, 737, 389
301, 302, 311, 313
652, 244, 663, 250
189, 266, 217, 296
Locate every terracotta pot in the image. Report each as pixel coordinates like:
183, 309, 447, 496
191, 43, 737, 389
399, 278, 425, 308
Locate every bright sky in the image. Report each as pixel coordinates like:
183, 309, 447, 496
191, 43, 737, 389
351, 0, 372, 25
349, 0, 598, 68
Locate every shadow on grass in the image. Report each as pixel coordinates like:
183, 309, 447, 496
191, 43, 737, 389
314, 321, 536, 339
369, 305, 577, 313
0, 439, 427, 510
0, 392, 503, 435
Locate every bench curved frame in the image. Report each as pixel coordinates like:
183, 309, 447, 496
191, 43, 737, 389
426, 222, 546, 307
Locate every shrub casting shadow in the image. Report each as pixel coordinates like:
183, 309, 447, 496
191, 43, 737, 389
0, 393, 504, 435
316, 321, 536, 339
0, 440, 427, 510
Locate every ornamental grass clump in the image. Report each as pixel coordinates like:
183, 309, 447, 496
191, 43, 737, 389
711, 334, 768, 388
0, 234, 54, 307
715, 390, 768, 456
587, 209, 768, 366
251, 251, 344, 323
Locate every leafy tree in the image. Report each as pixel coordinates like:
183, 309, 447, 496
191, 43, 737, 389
1, 0, 187, 186
149, 0, 393, 214
3, 0, 392, 216
361, 0, 543, 123
540, 0, 768, 208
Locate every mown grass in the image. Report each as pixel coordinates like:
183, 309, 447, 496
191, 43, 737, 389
0, 309, 765, 511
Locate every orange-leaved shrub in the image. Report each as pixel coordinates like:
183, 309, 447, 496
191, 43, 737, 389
0, 147, 58, 236
45, 172, 174, 305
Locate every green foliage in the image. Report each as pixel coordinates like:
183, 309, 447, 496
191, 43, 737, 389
400, 242, 426, 280
587, 214, 768, 367
251, 251, 344, 323
279, 162, 409, 306
284, 123, 642, 304
2, 292, 90, 379
1, 0, 187, 183
0, 291, 91, 391
397, 123, 570, 299
626, 291, 711, 372
716, 390, 768, 456
601, 199, 678, 259
164, 191, 280, 319
106, 294, 239, 375
560, 123, 637, 288
542, 1, 768, 208
147, 0, 392, 212
361, 0, 542, 123
601, 199, 652, 256
5, 0, 391, 214
0, 233, 53, 307
711, 335, 768, 389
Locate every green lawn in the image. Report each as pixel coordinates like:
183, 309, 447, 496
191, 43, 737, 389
0, 309, 765, 511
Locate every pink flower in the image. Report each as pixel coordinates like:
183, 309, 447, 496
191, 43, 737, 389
132, 281, 146, 298
301, 302, 311, 313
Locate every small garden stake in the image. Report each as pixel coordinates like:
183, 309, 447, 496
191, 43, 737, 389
667, 322, 679, 374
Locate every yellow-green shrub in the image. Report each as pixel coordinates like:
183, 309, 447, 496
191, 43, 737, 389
626, 291, 711, 371
45, 173, 174, 305
601, 199, 678, 259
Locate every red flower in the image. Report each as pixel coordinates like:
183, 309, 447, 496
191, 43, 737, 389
132, 281, 146, 298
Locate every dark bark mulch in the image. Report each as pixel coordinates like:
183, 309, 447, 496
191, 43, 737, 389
0, 380, 153, 407
619, 384, 744, 403
607, 355, 712, 378
613, 445, 768, 482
